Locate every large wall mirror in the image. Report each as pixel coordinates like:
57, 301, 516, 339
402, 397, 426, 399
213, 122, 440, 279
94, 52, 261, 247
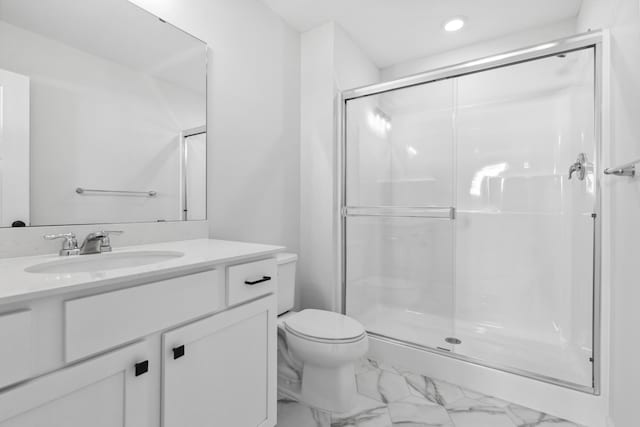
0, 0, 207, 228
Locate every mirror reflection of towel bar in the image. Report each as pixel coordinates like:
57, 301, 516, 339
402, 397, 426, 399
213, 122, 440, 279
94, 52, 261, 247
603, 158, 639, 177
75, 187, 157, 197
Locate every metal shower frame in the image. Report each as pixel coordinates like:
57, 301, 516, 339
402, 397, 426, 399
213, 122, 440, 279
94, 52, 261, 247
337, 30, 604, 395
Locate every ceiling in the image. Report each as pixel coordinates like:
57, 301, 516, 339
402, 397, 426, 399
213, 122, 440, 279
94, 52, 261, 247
261, 0, 583, 68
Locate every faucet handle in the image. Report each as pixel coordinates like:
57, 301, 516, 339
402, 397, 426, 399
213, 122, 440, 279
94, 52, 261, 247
43, 233, 79, 256
99, 230, 123, 252
568, 153, 587, 181
44, 232, 76, 244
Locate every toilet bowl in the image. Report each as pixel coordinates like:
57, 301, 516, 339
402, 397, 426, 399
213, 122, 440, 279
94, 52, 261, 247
281, 309, 368, 413
275, 253, 368, 412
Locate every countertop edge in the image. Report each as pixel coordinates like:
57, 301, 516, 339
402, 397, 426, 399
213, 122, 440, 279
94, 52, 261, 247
0, 242, 284, 306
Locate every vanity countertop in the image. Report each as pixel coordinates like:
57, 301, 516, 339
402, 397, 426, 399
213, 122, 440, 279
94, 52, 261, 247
0, 238, 284, 305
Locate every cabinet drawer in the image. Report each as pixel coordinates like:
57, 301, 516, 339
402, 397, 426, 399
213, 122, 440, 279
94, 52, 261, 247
0, 310, 32, 388
227, 259, 277, 306
65, 269, 223, 362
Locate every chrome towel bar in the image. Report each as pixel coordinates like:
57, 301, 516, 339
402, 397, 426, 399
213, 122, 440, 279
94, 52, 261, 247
342, 206, 455, 220
76, 187, 157, 197
603, 158, 639, 177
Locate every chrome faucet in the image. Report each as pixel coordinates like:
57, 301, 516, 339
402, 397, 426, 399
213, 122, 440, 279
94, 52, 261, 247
44, 233, 80, 256
79, 231, 123, 255
44, 230, 123, 256
568, 153, 588, 181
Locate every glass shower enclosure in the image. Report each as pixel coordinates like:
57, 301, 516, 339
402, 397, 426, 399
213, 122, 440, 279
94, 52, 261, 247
341, 33, 601, 393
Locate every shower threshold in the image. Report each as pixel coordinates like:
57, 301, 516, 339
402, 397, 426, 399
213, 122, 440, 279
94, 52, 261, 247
356, 306, 592, 392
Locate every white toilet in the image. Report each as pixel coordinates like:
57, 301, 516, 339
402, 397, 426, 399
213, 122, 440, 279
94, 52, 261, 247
276, 253, 369, 413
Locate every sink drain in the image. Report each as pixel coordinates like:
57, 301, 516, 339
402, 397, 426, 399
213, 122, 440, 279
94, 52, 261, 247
445, 337, 462, 345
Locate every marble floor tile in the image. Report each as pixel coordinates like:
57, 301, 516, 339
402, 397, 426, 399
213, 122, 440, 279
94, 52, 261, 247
278, 374, 301, 397
461, 388, 486, 400
378, 370, 412, 403
402, 373, 465, 406
355, 358, 379, 375
333, 395, 386, 420
534, 421, 585, 427
387, 401, 453, 426
370, 359, 400, 374
448, 409, 516, 427
446, 397, 514, 426
398, 394, 439, 407
507, 403, 582, 427
277, 398, 331, 427
446, 397, 516, 427
356, 369, 384, 402
507, 403, 545, 424
475, 395, 512, 408
276, 358, 583, 427
331, 406, 391, 427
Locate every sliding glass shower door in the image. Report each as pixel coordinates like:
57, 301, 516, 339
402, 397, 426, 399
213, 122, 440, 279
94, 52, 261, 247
345, 79, 457, 351
343, 45, 598, 390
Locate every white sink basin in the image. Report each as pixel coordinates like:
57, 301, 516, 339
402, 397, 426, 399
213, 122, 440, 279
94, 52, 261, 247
25, 251, 185, 274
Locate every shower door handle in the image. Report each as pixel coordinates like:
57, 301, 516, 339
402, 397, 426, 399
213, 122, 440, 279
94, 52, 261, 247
568, 153, 587, 181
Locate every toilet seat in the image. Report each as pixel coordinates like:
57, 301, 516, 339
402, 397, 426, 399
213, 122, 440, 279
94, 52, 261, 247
284, 325, 366, 344
284, 309, 366, 344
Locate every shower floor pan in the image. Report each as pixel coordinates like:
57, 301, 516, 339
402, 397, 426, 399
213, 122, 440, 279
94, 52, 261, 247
356, 304, 592, 388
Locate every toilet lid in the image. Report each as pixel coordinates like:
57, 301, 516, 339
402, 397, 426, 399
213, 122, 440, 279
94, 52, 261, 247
284, 309, 366, 341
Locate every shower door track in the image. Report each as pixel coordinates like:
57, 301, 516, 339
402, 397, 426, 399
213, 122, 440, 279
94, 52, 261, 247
338, 30, 604, 395
367, 331, 597, 394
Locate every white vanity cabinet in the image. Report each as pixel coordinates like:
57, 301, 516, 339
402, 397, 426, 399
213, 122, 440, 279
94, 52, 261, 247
0, 240, 281, 427
0, 341, 150, 426
162, 295, 277, 427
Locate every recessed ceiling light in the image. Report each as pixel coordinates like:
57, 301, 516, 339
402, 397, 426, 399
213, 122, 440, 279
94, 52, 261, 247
444, 17, 465, 32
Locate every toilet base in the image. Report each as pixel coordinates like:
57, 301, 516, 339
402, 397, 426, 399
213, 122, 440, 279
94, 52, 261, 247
301, 362, 358, 413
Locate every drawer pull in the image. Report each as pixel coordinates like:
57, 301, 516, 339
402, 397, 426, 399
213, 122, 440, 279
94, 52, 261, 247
244, 276, 272, 286
173, 345, 185, 360
135, 360, 149, 377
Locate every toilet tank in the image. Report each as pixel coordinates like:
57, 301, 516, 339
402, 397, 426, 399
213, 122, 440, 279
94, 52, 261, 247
276, 253, 297, 315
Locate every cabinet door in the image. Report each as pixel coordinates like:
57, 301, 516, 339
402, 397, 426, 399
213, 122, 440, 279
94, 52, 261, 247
162, 295, 277, 427
0, 341, 149, 427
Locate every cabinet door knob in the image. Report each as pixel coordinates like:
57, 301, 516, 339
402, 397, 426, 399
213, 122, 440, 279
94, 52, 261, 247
244, 276, 271, 285
135, 360, 149, 376
173, 345, 185, 360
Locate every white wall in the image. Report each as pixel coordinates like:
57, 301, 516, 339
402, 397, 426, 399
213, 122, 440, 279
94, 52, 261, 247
299, 23, 336, 310
130, 0, 301, 255
382, 19, 577, 80
299, 22, 379, 311
0, 20, 203, 225
577, 1, 640, 426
